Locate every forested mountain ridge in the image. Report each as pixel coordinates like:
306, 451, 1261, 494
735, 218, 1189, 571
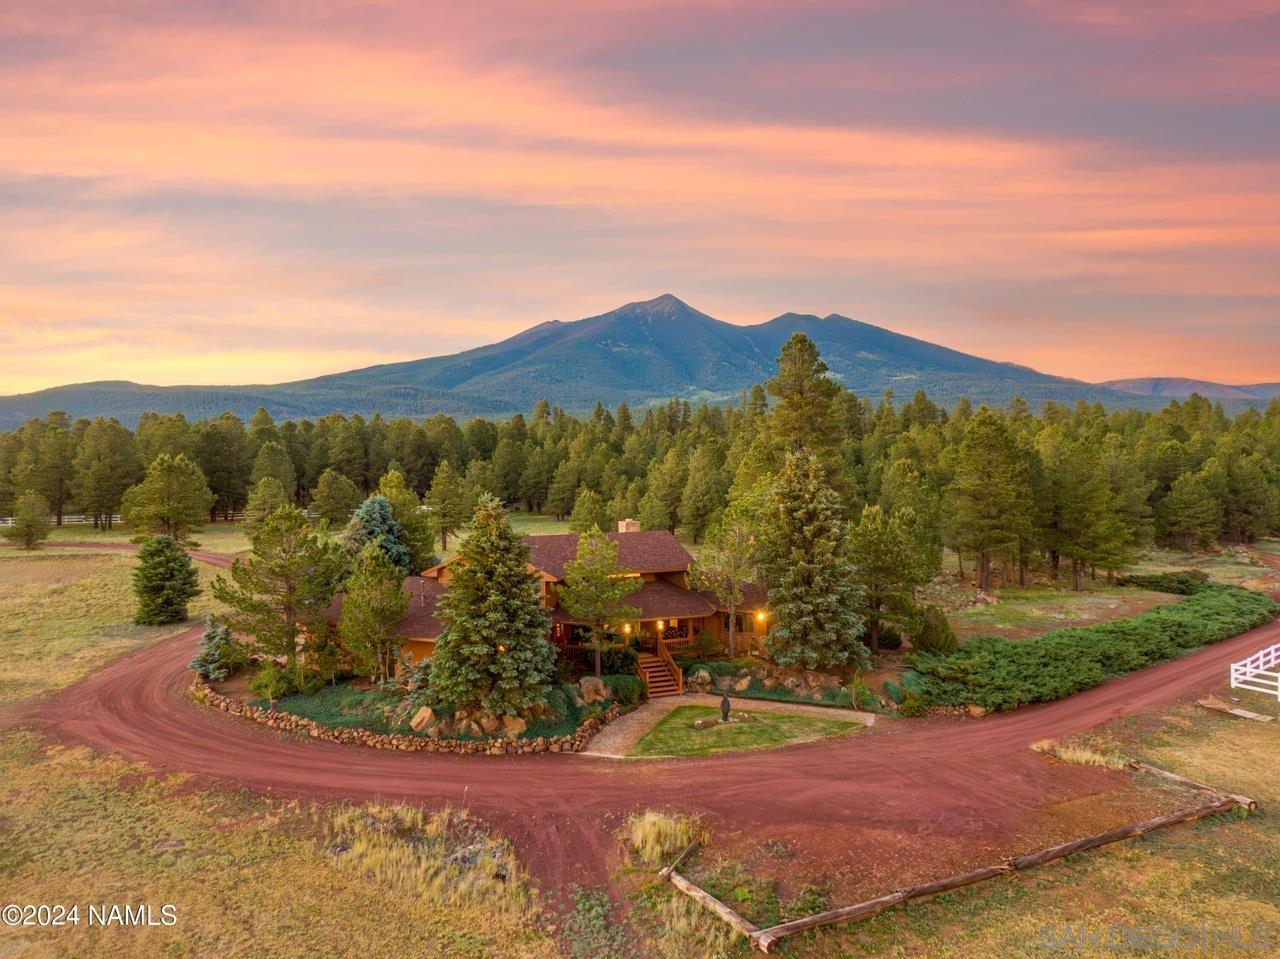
2, 295, 1253, 429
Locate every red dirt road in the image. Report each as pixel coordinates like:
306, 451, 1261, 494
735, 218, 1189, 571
17, 546, 1280, 890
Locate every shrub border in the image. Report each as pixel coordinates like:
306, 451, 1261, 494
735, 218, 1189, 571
190, 677, 621, 755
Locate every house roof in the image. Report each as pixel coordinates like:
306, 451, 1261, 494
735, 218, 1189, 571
629, 578, 719, 619
523, 530, 693, 580
698, 583, 769, 612
322, 575, 447, 639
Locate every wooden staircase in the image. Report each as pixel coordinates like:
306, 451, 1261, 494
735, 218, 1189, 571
638, 651, 683, 698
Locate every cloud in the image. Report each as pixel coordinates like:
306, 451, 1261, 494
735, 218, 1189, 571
0, 0, 1277, 391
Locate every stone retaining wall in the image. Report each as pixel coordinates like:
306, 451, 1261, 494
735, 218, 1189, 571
190, 679, 621, 755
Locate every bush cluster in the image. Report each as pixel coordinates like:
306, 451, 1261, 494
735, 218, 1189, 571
911, 583, 1277, 711
602, 674, 645, 707
1116, 570, 1212, 594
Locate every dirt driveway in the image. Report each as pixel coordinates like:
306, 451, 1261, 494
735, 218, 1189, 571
15, 546, 1280, 892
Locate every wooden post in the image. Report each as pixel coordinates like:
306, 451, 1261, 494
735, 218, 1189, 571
665, 869, 760, 939
659, 839, 701, 879
754, 863, 1012, 952
1008, 796, 1236, 870
1130, 761, 1258, 811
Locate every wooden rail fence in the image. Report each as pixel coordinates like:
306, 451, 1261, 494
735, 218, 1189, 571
659, 762, 1257, 953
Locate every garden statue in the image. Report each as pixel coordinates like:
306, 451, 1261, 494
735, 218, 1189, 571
720, 691, 731, 723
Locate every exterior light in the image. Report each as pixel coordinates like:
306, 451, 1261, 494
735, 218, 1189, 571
756, 611, 766, 622
623, 623, 632, 634
656, 620, 665, 631
497, 644, 506, 653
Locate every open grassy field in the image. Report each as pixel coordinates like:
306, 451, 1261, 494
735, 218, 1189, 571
1127, 544, 1280, 590
948, 584, 1178, 642
0, 731, 561, 959
47, 521, 253, 555
628, 705, 861, 758
626, 690, 1280, 958
0, 547, 226, 705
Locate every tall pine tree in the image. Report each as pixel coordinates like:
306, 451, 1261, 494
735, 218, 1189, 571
430, 496, 555, 716
758, 453, 867, 670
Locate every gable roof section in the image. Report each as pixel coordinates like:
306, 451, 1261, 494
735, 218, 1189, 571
322, 575, 448, 639
523, 530, 693, 580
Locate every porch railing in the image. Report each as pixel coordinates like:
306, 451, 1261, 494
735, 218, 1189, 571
656, 637, 683, 693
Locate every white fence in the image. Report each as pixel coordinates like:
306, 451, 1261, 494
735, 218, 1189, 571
0, 513, 123, 527
1230, 644, 1280, 700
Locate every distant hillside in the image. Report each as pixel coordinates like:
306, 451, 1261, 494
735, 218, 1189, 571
0, 295, 1261, 428
1100, 378, 1280, 402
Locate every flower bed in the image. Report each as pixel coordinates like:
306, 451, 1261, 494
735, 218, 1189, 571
191, 678, 620, 755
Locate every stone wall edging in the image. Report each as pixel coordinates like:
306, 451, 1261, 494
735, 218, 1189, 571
189, 677, 621, 755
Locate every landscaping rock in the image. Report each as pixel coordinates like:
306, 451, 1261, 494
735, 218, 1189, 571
966, 704, 987, 718
687, 668, 712, 694
579, 676, 607, 703
733, 676, 751, 692
501, 715, 528, 737
761, 676, 778, 689
478, 714, 501, 734
693, 718, 718, 729
409, 707, 436, 733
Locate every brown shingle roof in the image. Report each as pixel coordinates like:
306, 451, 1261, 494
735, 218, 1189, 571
628, 579, 719, 619
322, 575, 447, 639
524, 530, 693, 580
698, 583, 769, 611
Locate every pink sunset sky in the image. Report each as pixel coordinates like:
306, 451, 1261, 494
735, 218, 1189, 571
1, 0, 1278, 393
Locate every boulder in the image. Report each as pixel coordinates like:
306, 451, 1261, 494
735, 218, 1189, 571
761, 676, 778, 689
733, 676, 751, 692
478, 714, 501, 734
687, 668, 712, 694
966, 704, 987, 718
409, 706, 436, 733
579, 676, 608, 703
501, 715, 528, 737
693, 718, 719, 729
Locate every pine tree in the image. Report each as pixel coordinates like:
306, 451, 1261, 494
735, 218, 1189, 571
558, 527, 641, 676
636, 487, 671, 531
430, 495, 555, 716
133, 534, 202, 625
377, 469, 437, 570
308, 468, 363, 526
546, 459, 579, 519
944, 410, 1033, 591
244, 476, 289, 530
212, 506, 345, 692
250, 441, 297, 500
3, 489, 52, 549
758, 453, 867, 670
847, 505, 928, 652
678, 447, 723, 541
194, 413, 252, 521
344, 495, 413, 575
339, 541, 410, 683
426, 461, 474, 550
35, 422, 75, 525
766, 333, 842, 455
569, 488, 609, 533
72, 418, 142, 527
120, 453, 215, 543
690, 497, 760, 657
1160, 472, 1222, 550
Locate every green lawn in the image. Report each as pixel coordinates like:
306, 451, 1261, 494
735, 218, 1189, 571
0, 547, 226, 705
629, 705, 861, 758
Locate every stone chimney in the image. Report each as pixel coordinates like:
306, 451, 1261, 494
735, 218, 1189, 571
617, 518, 641, 534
